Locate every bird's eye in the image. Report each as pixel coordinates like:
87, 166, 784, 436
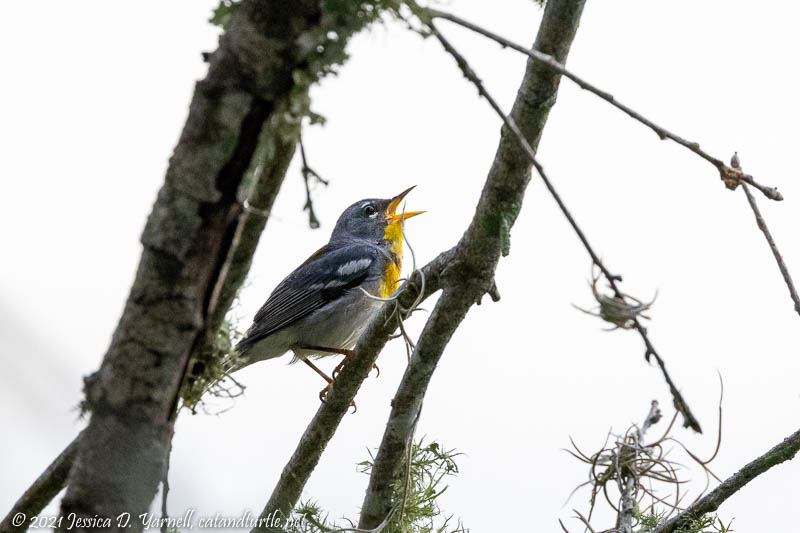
363, 204, 376, 217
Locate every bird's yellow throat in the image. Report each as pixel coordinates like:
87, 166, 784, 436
380, 221, 405, 298
379, 186, 424, 298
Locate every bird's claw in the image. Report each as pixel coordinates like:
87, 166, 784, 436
332, 354, 351, 379
332, 362, 345, 380
318, 383, 357, 413
333, 360, 379, 380
319, 383, 332, 403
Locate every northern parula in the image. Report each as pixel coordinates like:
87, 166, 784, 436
235, 186, 423, 395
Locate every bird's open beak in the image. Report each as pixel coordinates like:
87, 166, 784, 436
386, 185, 425, 224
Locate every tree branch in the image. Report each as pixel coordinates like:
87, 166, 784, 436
299, 131, 328, 230
2, 107, 300, 531
57, 2, 381, 529
533, 161, 701, 431
425, 8, 783, 202
654, 426, 800, 533
358, 0, 589, 527
616, 401, 662, 533
181, 104, 300, 407
418, 4, 702, 433
251, 249, 455, 532
740, 182, 800, 316
0, 433, 83, 533
430, 7, 799, 323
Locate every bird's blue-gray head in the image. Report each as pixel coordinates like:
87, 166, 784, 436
329, 186, 423, 244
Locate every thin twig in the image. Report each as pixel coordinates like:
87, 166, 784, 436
424, 16, 701, 433
0, 432, 83, 533
299, 131, 329, 229
424, 8, 783, 202
572, 509, 597, 533
160, 428, 174, 533
731, 153, 799, 317
741, 183, 800, 315
641, 400, 663, 436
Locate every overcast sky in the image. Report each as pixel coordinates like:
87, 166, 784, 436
2, 1, 799, 531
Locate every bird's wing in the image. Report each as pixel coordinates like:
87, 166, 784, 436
237, 243, 378, 353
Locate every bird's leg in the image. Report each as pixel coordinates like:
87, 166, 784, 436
302, 358, 333, 385
300, 345, 354, 379
301, 356, 356, 412
301, 345, 353, 357
299, 345, 380, 378
300, 347, 379, 379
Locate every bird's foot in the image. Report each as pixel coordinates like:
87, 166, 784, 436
318, 383, 356, 413
332, 349, 355, 379
371, 363, 380, 378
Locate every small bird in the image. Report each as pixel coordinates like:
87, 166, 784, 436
235, 186, 423, 399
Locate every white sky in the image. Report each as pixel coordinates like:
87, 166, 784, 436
2, 1, 799, 531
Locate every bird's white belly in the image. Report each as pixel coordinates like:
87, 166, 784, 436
293, 289, 385, 359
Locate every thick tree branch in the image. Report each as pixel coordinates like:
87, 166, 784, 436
181, 106, 300, 406
0, 433, 83, 533
425, 8, 783, 202
358, 0, 588, 527
653, 426, 800, 533
2, 109, 299, 531
57, 2, 379, 530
